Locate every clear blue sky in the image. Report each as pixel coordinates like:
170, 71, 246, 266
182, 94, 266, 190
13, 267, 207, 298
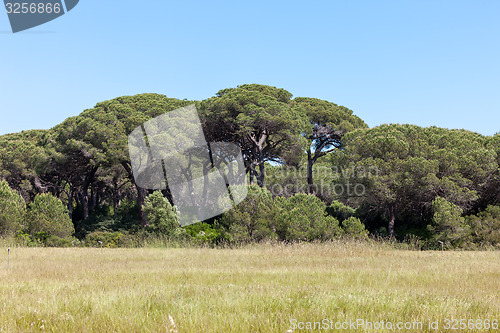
1, 0, 499, 136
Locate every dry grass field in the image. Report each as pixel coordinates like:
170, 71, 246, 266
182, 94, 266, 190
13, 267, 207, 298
0, 242, 499, 332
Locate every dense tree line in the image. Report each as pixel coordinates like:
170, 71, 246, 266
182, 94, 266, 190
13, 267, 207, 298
0, 84, 499, 249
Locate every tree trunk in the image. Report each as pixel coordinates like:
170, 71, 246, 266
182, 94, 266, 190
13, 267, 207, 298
257, 162, 265, 188
136, 184, 148, 227
248, 164, 256, 185
307, 150, 314, 194
81, 166, 98, 220
388, 206, 396, 237
67, 185, 73, 220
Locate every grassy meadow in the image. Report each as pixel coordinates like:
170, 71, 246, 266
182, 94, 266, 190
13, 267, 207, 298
0, 242, 499, 332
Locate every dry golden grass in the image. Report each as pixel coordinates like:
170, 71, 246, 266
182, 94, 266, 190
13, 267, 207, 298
0, 242, 499, 332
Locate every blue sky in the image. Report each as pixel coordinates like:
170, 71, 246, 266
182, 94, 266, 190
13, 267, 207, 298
1, 0, 499, 136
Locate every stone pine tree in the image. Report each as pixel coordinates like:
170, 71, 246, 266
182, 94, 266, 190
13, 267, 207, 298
293, 97, 367, 194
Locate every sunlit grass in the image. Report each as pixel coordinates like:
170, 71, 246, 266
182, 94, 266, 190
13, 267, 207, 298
0, 242, 499, 332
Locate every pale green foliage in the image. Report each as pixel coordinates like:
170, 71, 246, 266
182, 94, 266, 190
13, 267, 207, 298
143, 191, 181, 236
342, 217, 369, 239
428, 197, 471, 247
27, 193, 74, 238
275, 193, 342, 242
0, 180, 26, 234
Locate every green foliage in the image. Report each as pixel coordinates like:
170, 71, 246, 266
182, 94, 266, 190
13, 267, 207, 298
143, 191, 181, 236
339, 124, 497, 237
218, 185, 278, 244
341, 217, 369, 240
467, 205, 500, 247
26, 193, 75, 239
44, 235, 78, 247
0, 180, 26, 234
428, 197, 471, 248
1, 88, 499, 249
201, 84, 307, 185
327, 200, 356, 221
85, 231, 129, 248
184, 222, 223, 245
275, 193, 342, 242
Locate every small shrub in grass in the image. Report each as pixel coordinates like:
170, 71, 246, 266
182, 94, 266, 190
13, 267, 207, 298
341, 216, 369, 240
184, 222, 222, 245
26, 193, 75, 239
143, 191, 184, 237
275, 193, 342, 242
85, 231, 124, 248
218, 185, 279, 244
14, 231, 42, 247
427, 197, 471, 249
45, 235, 77, 247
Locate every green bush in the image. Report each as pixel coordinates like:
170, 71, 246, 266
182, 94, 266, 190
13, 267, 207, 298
427, 197, 471, 248
184, 222, 222, 245
26, 193, 74, 239
218, 185, 279, 244
467, 205, 500, 247
342, 216, 369, 240
143, 191, 181, 236
327, 200, 356, 221
85, 231, 125, 248
275, 193, 342, 242
45, 235, 78, 247
0, 180, 26, 235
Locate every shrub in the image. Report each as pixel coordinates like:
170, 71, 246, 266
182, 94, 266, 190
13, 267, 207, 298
342, 216, 369, 240
184, 222, 222, 245
143, 191, 181, 236
327, 200, 356, 221
85, 231, 125, 248
275, 193, 342, 242
218, 185, 278, 244
467, 205, 500, 247
45, 235, 77, 247
26, 193, 74, 239
0, 180, 26, 235
427, 197, 471, 248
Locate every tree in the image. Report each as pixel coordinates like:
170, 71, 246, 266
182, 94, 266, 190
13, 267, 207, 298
467, 205, 500, 247
0, 130, 50, 200
218, 185, 278, 244
428, 197, 470, 248
0, 180, 26, 234
342, 217, 369, 240
339, 124, 496, 237
143, 191, 180, 235
52, 94, 194, 226
201, 84, 306, 187
293, 97, 366, 194
26, 193, 75, 239
275, 193, 342, 242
